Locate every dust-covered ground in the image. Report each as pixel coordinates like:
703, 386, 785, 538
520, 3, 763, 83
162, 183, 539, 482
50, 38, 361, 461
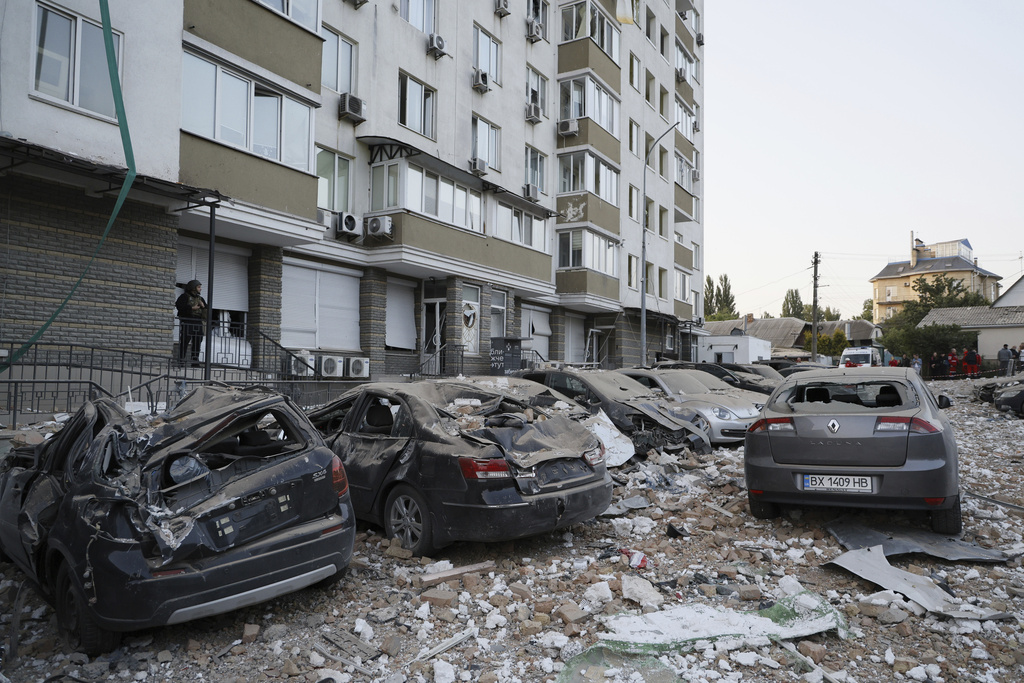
1, 378, 1022, 683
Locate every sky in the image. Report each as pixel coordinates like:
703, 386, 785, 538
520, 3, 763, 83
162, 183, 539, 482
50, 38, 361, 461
702, 0, 1024, 320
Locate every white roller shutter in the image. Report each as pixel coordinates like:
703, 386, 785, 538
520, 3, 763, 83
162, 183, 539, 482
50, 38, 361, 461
281, 262, 361, 351
281, 264, 318, 348
523, 307, 551, 361
386, 280, 417, 350
566, 316, 585, 363
175, 242, 249, 312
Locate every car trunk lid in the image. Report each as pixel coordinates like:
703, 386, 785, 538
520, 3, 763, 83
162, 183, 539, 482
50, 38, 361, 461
769, 412, 912, 467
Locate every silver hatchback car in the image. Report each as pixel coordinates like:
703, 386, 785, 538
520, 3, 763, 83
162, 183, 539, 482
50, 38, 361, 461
744, 367, 961, 534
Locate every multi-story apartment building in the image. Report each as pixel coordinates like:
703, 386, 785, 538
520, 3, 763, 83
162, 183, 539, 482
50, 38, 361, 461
870, 235, 1001, 323
0, 0, 704, 377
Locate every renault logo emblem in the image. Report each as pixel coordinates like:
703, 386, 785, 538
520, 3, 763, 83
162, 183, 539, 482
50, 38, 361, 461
827, 419, 840, 434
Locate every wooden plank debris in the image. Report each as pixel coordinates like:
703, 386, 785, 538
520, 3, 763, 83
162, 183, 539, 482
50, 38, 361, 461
413, 560, 496, 588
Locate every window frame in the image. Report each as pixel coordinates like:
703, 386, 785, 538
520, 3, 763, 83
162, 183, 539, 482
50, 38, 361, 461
495, 202, 547, 252
321, 26, 354, 94
400, 0, 434, 33
255, 0, 319, 32
316, 148, 351, 212
491, 290, 507, 338
557, 151, 619, 205
628, 254, 640, 290
525, 146, 546, 191
474, 25, 501, 85
526, 66, 548, 115
406, 162, 484, 231
398, 72, 436, 139
557, 228, 617, 277
472, 116, 501, 170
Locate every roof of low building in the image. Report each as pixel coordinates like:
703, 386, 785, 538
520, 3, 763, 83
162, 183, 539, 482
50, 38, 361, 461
703, 317, 808, 349
817, 319, 881, 341
871, 256, 1000, 282
917, 306, 1024, 328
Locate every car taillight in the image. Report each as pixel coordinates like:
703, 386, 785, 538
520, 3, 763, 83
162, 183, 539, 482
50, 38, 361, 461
583, 442, 606, 466
331, 455, 349, 496
748, 417, 794, 433
875, 417, 939, 434
459, 457, 512, 479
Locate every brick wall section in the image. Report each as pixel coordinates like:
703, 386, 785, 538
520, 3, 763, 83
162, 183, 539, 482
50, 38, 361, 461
0, 175, 178, 354
549, 306, 566, 362
360, 267, 388, 374
247, 244, 282, 370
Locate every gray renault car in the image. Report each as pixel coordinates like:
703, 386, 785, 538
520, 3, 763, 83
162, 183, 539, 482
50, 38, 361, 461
744, 367, 961, 534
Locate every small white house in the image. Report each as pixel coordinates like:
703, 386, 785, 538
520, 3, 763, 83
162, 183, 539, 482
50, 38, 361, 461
697, 334, 772, 364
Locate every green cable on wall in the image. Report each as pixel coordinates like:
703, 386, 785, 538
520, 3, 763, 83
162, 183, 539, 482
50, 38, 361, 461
1, 0, 135, 374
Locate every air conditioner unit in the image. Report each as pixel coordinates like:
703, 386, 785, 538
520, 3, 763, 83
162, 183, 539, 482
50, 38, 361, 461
427, 33, 447, 58
344, 0, 367, 7
472, 68, 490, 92
289, 353, 316, 377
692, 120, 701, 133
523, 184, 539, 202
367, 215, 393, 237
469, 157, 488, 176
335, 212, 362, 239
317, 209, 337, 232
675, 67, 686, 83
558, 118, 579, 137
696, 32, 704, 46
494, 0, 510, 17
525, 102, 541, 124
338, 93, 366, 124
526, 20, 543, 43
691, 169, 701, 182
345, 356, 370, 379
320, 355, 346, 378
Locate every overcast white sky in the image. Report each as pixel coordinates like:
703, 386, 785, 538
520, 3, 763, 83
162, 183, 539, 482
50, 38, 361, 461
703, 0, 1024, 320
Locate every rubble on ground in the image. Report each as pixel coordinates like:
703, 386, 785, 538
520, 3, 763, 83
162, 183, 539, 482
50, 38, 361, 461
1, 378, 1022, 682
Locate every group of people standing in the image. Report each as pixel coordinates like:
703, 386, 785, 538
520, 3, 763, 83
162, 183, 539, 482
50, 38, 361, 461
997, 343, 1022, 376
926, 348, 982, 378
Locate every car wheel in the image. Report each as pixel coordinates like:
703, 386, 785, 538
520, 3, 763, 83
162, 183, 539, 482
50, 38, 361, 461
747, 493, 780, 520
930, 495, 963, 535
384, 485, 434, 556
55, 562, 121, 656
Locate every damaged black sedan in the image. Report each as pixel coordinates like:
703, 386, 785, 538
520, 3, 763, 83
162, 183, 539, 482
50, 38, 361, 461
307, 381, 613, 556
0, 385, 356, 654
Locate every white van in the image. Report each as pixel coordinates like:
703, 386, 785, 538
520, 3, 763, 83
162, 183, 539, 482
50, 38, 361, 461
839, 346, 882, 367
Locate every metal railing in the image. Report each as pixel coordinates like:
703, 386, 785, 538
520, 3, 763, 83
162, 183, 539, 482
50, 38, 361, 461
417, 343, 464, 378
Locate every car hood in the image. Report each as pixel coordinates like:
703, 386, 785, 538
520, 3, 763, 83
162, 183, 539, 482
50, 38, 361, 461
462, 414, 600, 468
676, 393, 760, 418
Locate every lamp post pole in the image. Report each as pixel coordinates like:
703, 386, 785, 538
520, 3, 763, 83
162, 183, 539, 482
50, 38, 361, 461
640, 122, 681, 366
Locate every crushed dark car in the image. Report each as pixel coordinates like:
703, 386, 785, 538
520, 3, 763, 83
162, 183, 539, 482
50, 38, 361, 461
0, 385, 356, 654
515, 368, 711, 455
994, 382, 1024, 416
307, 381, 613, 556
744, 367, 961, 534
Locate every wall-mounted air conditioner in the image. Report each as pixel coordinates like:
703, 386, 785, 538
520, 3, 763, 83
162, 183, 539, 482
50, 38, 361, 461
469, 157, 488, 176
523, 184, 539, 202
427, 33, 447, 59
696, 32, 704, 46
317, 209, 337, 232
525, 102, 541, 124
320, 355, 346, 377
289, 353, 316, 376
675, 68, 686, 83
472, 68, 490, 92
526, 20, 543, 43
344, 0, 367, 8
558, 118, 579, 137
335, 212, 362, 239
338, 93, 366, 124
367, 215, 393, 237
345, 357, 370, 379
691, 169, 701, 182
692, 120, 701, 133
495, 0, 510, 17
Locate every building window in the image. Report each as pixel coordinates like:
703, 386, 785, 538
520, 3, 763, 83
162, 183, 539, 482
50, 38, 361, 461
645, 70, 655, 106
527, 67, 548, 114
676, 99, 695, 141
528, 0, 549, 34
491, 290, 507, 338
675, 270, 689, 302
400, 0, 434, 33
675, 43, 694, 82
370, 162, 400, 211
399, 72, 435, 138
316, 149, 350, 212
407, 164, 483, 231
474, 26, 500, 85
658, 267, 668, 299
495, 203, 547, 251
557, 151, 618, 205
256, 0, 318, 31
628, 185, 640, 221
629, 53, 641, 91
472, 116, 500, 169
645, 8, 656, 43
659, 206, 668, 237
658, 146, 668, 178
692, 242, 701, 270
525, 147, 545, 190
34, 4, 122, 119
676, 153, 694, 193
628, 254, 639, 289
660, 27, 669, 58
558, 229, 617, 277
645, 262, 655, 295
182, 52, 312, 171
560, 1, 619, 62
321, 28, 353, 94
628, 120, 641, 157
462, 284, 481, 355
558, 76, 619, 136
659, 86, 669, 118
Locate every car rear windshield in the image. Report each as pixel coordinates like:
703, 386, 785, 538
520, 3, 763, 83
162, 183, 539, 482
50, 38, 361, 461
768, 380, 919, 413
842, 353, 871, 364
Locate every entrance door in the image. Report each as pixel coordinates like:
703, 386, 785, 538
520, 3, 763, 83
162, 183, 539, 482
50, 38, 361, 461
422, 300, 447, 375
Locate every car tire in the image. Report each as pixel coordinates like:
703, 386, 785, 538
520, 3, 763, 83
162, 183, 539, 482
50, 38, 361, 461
384, 485, 434, 556
930, 495, 963, 535
747, 493, 780, 520
55, 562, 122, 656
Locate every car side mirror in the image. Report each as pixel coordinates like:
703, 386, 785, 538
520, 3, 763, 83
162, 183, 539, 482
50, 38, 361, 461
937, 395, 952, 409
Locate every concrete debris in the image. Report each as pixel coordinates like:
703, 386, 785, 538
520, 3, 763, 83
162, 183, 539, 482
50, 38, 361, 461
1, 378, 1023, 683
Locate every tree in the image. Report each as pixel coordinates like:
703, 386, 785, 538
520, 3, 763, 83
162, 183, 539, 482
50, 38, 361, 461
853, 299, 873, 321
800, 303, 841, 322
895, 274, 991, 328
878, 274, 986, 359
804, 329, 849, 357
704, 275, 717, 316
880, 324, 977, 361
781, 289, 804, 319
761, 312, 774, 318
715, 274, 737, 318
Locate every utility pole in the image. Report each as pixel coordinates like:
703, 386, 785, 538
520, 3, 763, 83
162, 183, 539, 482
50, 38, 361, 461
811, 251, 820, 363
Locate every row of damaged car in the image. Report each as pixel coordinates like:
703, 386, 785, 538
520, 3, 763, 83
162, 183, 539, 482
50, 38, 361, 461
971, 373, 1024, 416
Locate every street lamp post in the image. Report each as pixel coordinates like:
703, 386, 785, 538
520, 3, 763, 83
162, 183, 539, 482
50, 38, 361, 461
640, 122, 681, 366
